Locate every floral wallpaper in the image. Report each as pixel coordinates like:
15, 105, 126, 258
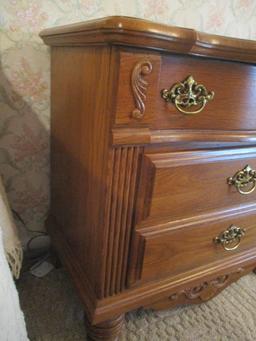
0, 0, 256, 246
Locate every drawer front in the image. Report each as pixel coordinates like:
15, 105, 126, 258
115, 51, 256, 132
129, 208, 256, 284
135, 148, 256, 227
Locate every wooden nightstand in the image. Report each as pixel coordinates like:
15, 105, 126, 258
40, 16, 256, 340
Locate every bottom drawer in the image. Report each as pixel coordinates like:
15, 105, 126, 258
129, 207, 256, 284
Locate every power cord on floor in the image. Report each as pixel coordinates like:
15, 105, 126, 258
12, 208, 52, 275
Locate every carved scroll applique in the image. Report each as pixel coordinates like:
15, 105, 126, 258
131, 60, 152, 119
169, 270, 243, 303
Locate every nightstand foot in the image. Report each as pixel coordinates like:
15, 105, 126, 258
85, 314, 124, 341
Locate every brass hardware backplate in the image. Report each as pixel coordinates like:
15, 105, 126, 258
161, 75, 214, 114
227, 164, 256, 195
214, 225, 245, 251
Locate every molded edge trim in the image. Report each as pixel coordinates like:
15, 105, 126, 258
95, 254, 256, 322
112, 128, 256, 146
39, 16, 256, 63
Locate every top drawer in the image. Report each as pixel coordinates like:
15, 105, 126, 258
115, 51, 256, 132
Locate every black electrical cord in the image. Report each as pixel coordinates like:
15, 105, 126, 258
12, 208, 51, 273
12, 208, 48, 252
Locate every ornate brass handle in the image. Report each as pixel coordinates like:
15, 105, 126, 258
161, 75, 214, 115
214, 225, 246, 251
227, 165, 256, 195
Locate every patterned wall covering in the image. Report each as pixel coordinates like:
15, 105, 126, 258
0, 0, 256, 245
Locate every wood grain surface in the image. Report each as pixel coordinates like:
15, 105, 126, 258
40, 16, 256, 63
42, 16, 256, 340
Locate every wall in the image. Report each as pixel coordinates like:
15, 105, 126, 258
0, 0, 256, 245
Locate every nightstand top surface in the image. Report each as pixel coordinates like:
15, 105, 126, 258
40, 16, 256, 63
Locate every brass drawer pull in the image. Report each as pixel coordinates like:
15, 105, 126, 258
161, 75, 214, 115
227, 165, 256, 195
214, 225, 245, 251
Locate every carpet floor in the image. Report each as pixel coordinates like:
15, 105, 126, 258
17, 268, 256, 340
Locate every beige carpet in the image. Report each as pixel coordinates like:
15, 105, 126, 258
17, 268, 256, 340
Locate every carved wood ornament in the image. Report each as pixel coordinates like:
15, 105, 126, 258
131, 60, 152, 119
170, 274, 232, 301
148, 268, 246, 311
